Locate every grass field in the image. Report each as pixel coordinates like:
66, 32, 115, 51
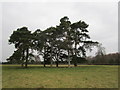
2, 65, 118, 88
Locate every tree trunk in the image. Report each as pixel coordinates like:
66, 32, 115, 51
68, 60, 70, 67
44, 61, 46, 67
56, 49, 60, 67
74, 42, 77, 67
74, 58, 77, 67
25, 48, 29, 68
56, 60, 59, 67
50, 60, 53, 67
21, 50, 25, 68
50, 46, 53, 67
67, 30, 71, 68
43, 47, 46, 67
21, 63, 24, 67
56, 62, 58, 67
68, 50, 71, 68
74, 57, 77, 67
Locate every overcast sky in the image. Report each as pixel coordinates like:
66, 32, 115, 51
1, 1, 118, 62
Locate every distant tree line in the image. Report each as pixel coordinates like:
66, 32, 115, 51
87, 44, 119, 65
7, 16, 98, 68
87, 53, 120, 65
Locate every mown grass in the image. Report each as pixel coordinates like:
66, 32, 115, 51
2, 65, 118, 88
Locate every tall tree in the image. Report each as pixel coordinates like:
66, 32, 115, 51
70, 21, 98, 66
8, 27, 32, 68
58, 16, 73, 67
32, 29, 48, 67
95, 43, 106, 64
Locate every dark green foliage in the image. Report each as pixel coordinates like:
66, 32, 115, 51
7, 49, 23, 64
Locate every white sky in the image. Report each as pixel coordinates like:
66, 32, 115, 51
0, 1, 118, 62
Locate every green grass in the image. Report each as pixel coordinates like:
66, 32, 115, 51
2, 65, 118, 88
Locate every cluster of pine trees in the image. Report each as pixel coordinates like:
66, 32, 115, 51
7, 16, 98, 68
